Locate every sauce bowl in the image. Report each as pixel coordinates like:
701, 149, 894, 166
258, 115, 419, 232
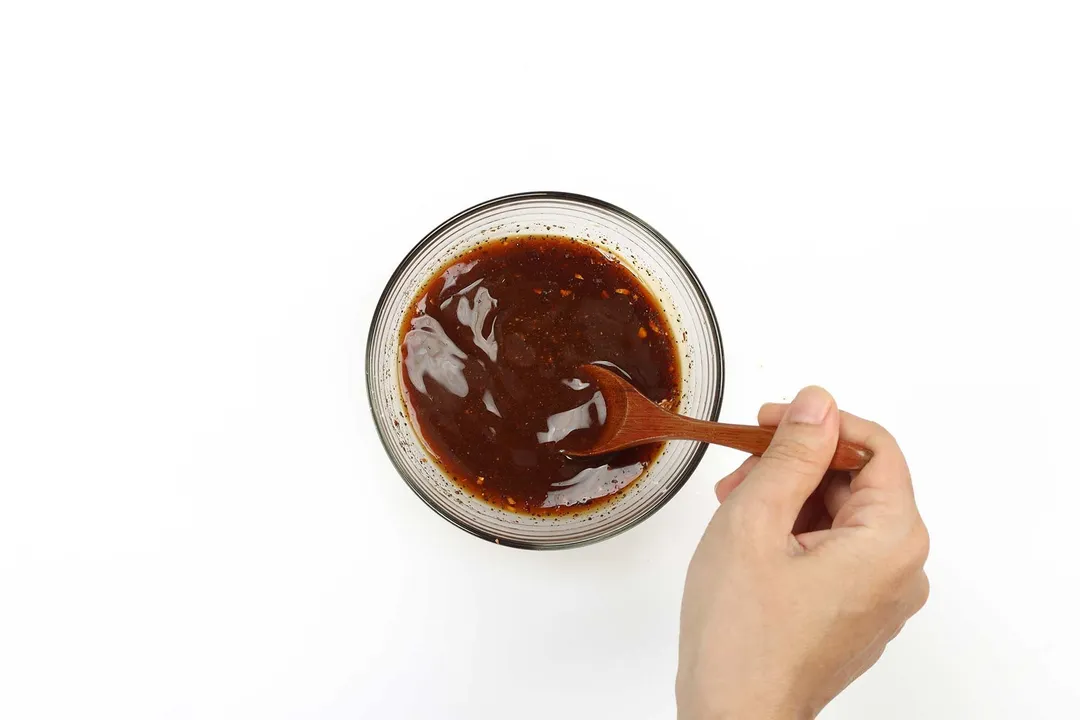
367, 192, 723, 549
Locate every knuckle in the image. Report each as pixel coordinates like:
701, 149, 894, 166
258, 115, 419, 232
905, 522, 931, 567
870, 422, 911, 472
867, 420, 896, 445
762, 436, 824, 473
848, 526, 930, 617
914, 572, 931, 611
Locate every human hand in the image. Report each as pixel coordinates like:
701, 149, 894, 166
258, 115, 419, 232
676, 387, 930, 720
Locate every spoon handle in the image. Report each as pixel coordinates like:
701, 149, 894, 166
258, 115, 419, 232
671, 416, 872, 471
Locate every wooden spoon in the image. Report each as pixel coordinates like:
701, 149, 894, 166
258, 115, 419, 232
562, 365, 872, 471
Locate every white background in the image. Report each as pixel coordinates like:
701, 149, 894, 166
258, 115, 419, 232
2, 2, 1078, 718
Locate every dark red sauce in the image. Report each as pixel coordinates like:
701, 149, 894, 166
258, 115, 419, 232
399, 235, 680, 514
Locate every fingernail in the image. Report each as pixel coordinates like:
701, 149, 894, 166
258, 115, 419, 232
785, 386, 831, 425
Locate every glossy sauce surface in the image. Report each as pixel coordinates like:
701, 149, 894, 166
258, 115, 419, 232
399, 236, 680, 514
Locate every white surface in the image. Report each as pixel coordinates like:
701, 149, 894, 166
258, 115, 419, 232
1, 2, 1078, 718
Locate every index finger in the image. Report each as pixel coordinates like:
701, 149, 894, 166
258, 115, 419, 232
758, 404, 912, 496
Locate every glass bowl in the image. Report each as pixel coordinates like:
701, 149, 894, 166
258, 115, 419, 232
367, 192, 723, 549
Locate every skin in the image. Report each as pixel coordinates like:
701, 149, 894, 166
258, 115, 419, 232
677, 386, 930, 720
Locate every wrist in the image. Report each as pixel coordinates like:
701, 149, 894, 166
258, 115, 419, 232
699, 707, 811, 720
677, 690, 812, 720
676, 661, 814, 720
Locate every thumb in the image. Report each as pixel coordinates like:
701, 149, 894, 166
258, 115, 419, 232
732, 386, 840, 534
